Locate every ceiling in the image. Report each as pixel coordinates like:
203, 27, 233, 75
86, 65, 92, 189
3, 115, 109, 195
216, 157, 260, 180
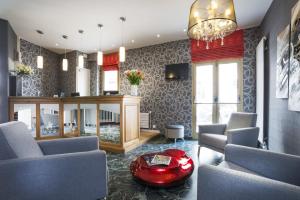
0, 0, 273, 54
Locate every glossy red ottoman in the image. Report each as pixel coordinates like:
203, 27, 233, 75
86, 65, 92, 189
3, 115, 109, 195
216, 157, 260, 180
130, 149, 194, 187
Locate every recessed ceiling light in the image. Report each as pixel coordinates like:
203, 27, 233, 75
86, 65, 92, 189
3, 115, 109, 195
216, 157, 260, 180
55, 43, 59, 46
156, 34, 160, 38
36, 30, 44, 35
131, 39, 135, 43
183, 29, 187, 32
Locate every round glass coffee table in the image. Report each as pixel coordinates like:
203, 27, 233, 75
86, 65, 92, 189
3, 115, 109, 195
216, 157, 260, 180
130, 149, 194, 187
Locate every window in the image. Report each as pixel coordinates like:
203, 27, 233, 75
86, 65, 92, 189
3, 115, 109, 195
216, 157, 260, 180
103, 70, 119, 91
193, 59, 243, 133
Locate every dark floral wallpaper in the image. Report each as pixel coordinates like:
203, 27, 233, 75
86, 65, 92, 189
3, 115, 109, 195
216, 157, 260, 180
58, 51, 79, 97
119, 40, 193, 136
20, 27, 259, 137
119, 28, 259, 136
20, 39, 60, 96
243, 27, 261, 112
20, 39, 85, 97
87, 60, 100, 96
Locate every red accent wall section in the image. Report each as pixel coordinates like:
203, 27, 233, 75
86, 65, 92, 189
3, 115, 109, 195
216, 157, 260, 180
103, 52, 119, 71
190, 30, 244, 62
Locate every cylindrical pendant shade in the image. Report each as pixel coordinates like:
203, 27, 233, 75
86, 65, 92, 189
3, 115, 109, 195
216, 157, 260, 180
78, 55, 84, 68
188, 0, 237, 42
119, 46, 125, 63
37, 55, 43, 69
62, 58, 68, 71
97, 51, 103, 66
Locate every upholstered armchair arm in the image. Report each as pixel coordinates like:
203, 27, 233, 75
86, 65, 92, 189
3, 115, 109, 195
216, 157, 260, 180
226, 127, 259, 148
38, 136, 99, 155
198, 124, 227, 135
225, 144, 300, 186
198, 165, 300, 200
0, 150, 107, 200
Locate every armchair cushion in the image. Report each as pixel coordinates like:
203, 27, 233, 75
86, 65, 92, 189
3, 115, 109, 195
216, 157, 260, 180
198, 165, 300, 200
225, 144, 300, 186
227, 127, 259, 148
199, 134, 227, 150
227, 112, 257, 131
218, 161, 258, 175
0, 150, 107, 200
0, 122, 43, 160
198, 124, 227, 135
38, 136, 99, 155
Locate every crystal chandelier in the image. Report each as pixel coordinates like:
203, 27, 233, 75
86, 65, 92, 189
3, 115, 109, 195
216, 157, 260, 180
188, 0, 237, 48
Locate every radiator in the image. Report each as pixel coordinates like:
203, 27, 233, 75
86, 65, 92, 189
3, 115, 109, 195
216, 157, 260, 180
140, 112, 151, 129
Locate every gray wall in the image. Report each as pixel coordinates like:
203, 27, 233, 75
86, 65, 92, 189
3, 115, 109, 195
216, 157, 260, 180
0, 19, 17, 123
260, 0, 300, 155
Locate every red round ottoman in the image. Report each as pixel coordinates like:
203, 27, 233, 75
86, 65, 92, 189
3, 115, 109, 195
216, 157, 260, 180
130, 149, 194, 187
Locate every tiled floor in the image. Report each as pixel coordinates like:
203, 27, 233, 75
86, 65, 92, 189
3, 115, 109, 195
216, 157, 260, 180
106, 136, 223, 200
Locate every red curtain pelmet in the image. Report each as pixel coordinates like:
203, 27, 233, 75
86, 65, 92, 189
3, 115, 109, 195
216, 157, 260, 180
190, 30, 244, 62
103, 52, 119, 71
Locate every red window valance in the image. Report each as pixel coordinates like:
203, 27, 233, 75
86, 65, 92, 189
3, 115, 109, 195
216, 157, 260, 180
103, 52, 119, 71
190, 30, 244, 62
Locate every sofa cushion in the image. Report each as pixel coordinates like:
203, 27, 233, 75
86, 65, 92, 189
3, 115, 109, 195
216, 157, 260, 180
0, 121, 43, 159
199, 134, 227, 150
218, 161, 258, 175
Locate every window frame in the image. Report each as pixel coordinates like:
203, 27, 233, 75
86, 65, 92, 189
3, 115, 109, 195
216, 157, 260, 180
192, 58, 244, 139
101, 69, 120, 92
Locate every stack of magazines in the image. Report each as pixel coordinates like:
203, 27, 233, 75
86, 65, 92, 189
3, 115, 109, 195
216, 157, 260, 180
143, 154, 172, 166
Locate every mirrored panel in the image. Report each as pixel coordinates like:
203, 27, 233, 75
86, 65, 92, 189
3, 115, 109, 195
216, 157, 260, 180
99, 104, 120, 144
14, 104, 36, 137
64, 104, 78, 135
80, 104, 97, 136
40, 104, 60, 137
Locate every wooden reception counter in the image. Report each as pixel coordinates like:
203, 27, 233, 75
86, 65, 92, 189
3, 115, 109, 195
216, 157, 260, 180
9, 95, 142, 153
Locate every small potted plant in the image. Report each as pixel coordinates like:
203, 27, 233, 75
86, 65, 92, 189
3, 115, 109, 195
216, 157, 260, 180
124, 69, 145, 96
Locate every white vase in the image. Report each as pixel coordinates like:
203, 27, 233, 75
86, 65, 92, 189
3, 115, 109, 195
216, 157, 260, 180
130, 85, 138, 96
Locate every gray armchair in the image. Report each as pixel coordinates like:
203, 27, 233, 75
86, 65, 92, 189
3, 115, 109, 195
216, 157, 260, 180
197, 144, 300, 200
198, 112, 259, 154
0, 121, 107, 200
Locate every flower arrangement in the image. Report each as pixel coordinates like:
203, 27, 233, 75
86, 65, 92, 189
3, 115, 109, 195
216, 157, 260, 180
124, 69, 145, 85
15, 63, 33, 75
